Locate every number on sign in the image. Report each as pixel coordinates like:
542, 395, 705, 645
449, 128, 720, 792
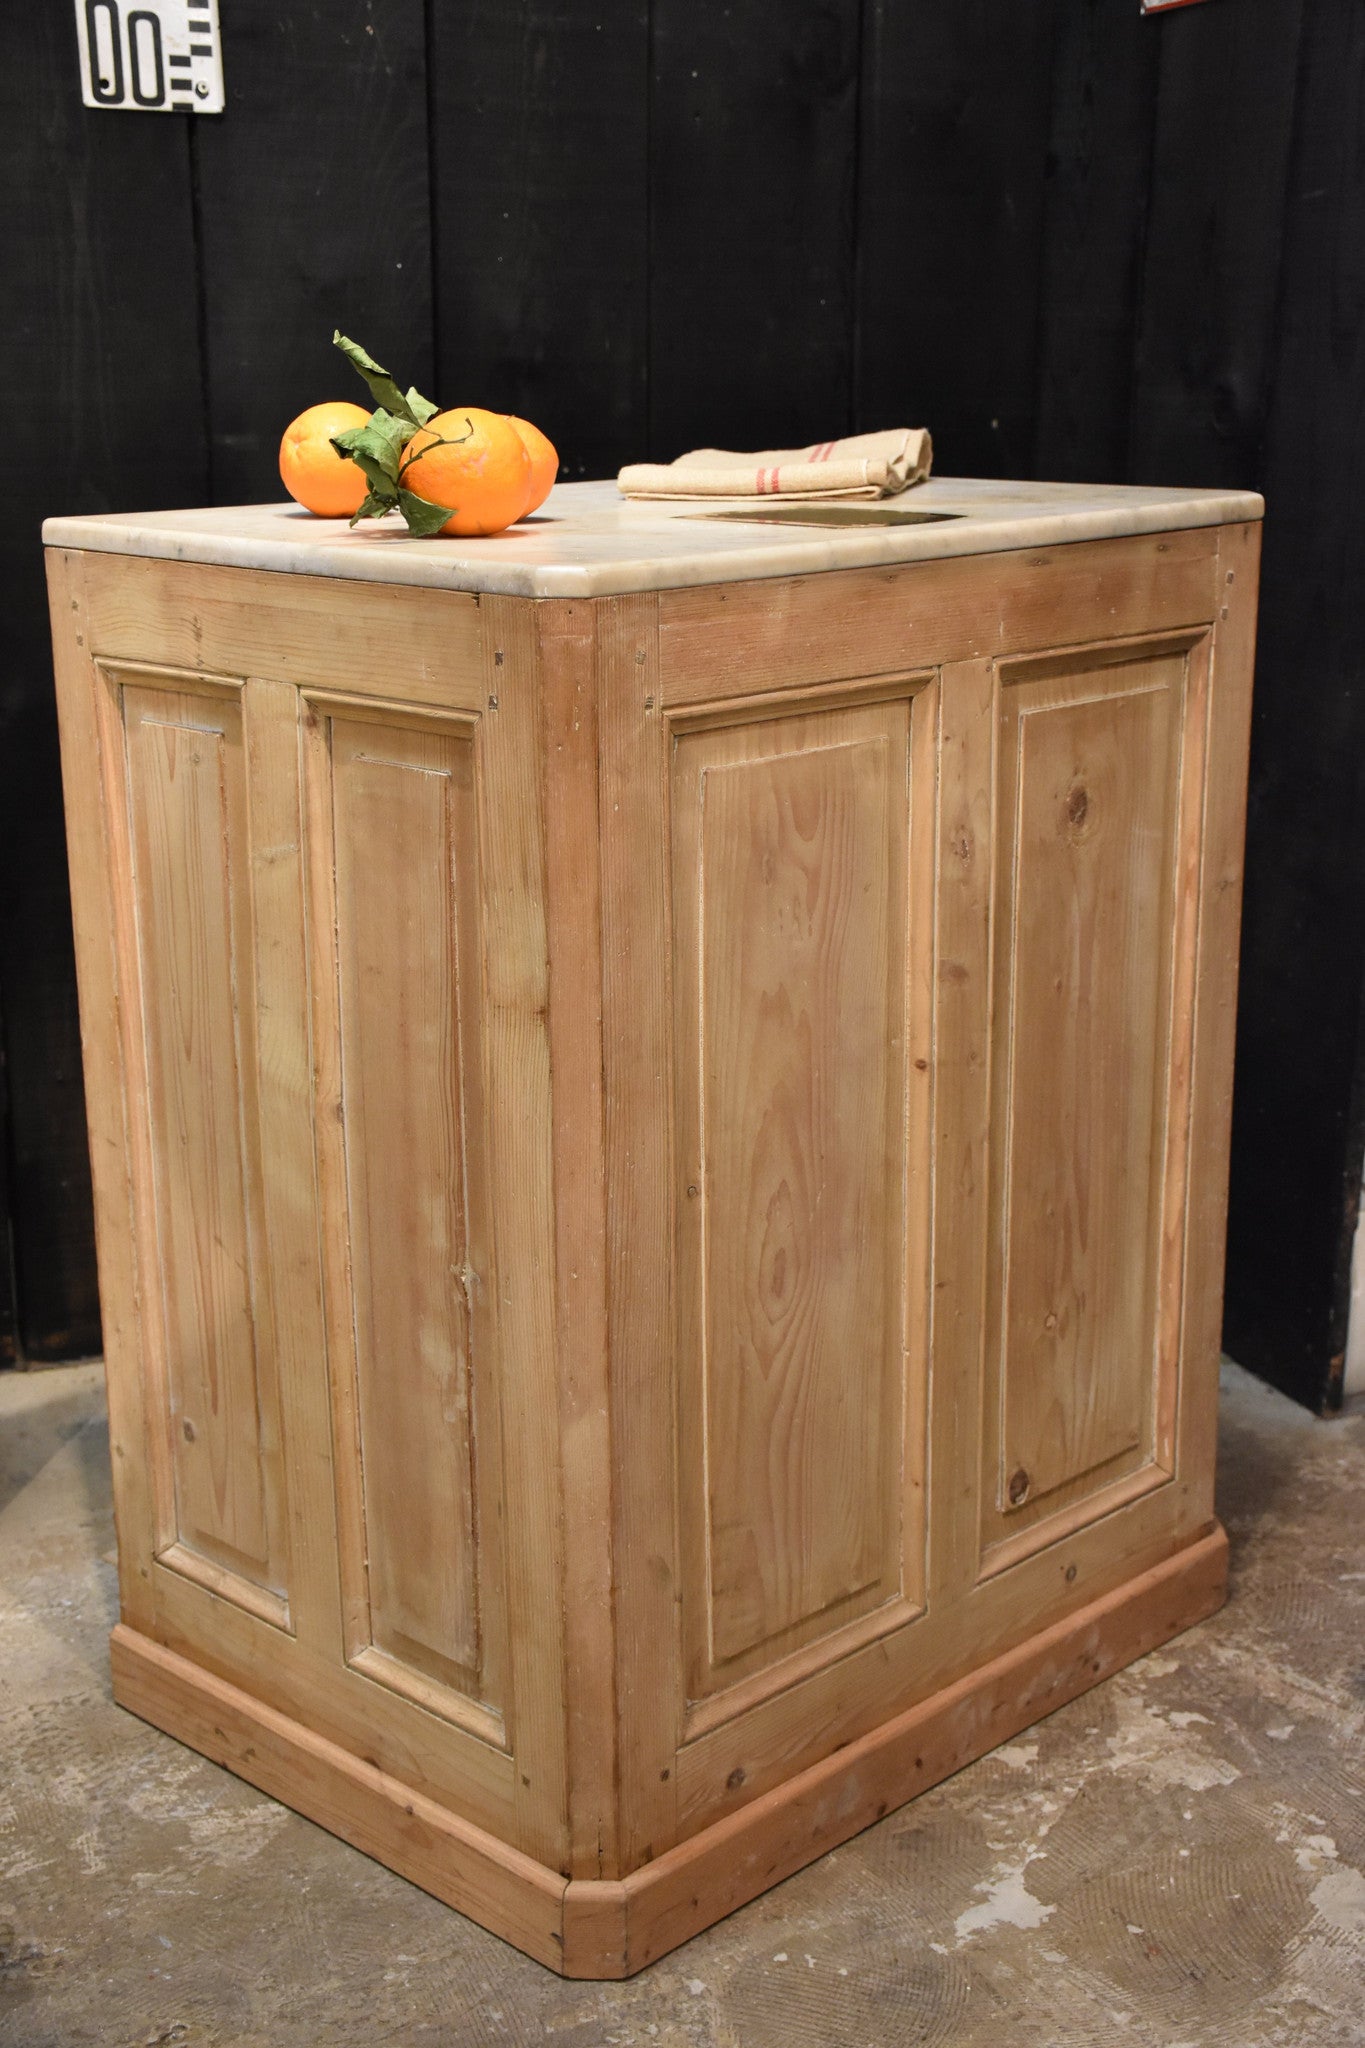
128, 12, 165, 107
85, 1, 123, 103
73, 0, 224, 114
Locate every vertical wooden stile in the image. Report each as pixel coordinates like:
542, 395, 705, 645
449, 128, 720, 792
928, 659, 996, 1605
46, 551, 159, 1631
1180, 524, 1261, 1505
537, 599, 620, 1879
474, 596, 572, 1871
596, 589, 680, 1876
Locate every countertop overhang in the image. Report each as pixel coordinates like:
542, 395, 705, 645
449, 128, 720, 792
42, 475, 1264, 600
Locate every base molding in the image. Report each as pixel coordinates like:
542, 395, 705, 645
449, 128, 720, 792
111, 1523, 1227, 1978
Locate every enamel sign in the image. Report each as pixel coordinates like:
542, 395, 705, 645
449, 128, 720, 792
75, 0, 224, 113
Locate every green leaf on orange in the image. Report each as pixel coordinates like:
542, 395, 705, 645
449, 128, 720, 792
333, 332, 436, 430
331, 416, 405, 499
397, 488, 457, 538
349, 489, 399, 528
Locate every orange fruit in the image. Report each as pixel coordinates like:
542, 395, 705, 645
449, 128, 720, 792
400, 407, 532, 536
506, 416, 559, 514
278, 400, 370, 516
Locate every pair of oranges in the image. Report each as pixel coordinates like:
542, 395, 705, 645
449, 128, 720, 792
279, 401, 557, 536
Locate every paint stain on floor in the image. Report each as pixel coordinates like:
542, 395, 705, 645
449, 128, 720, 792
1, 1358, 1363, 2047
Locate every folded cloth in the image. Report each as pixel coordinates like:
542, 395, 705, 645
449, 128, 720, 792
617, 427, 932, 501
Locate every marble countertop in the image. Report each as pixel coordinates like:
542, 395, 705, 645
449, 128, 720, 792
43, 476, 1264, 600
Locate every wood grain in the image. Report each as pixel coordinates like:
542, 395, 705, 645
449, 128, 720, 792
110, 1625, 568, 1975
120, 676, 287, 1608
1222, 3, 1365, 1413
1033, 0, 1158, 482
596, 590, 681, 1872
1128, 0, 1304, 490
46, 552, 159, 1628
672, 704, 910, 1692
189, 0, 433, 503
14, 6, 1348, 1431
52, 527, 1252, 1969
472, 597, 571, 1871
109, 1525, 1228, 1982
239, 677, 342, 1658
987, 653, 1182, 1522
855, 0, 1062, 474
928, 659, 997, 1604
574, 1524, 1229, 1977
657, 530, 1221, 705
979, 632, 1217, 1571
4, 2, 204, 1361
326, 713, 503, 1718
536, 601, 619, 1879
83, 556, 484, 712
1183, 525, 1260, 1497
649, 0, 861, 458
429, 1, 649, 479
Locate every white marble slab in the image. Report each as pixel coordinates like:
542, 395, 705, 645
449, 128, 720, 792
42, 476, 1263, 599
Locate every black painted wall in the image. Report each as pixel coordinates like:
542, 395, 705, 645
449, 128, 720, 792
3, 0, 1361, 1409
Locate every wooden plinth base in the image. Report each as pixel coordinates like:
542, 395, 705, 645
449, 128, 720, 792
110, 1525, 1227, 1978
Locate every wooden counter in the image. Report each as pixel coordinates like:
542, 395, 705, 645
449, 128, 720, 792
44, 477, 1262, 1975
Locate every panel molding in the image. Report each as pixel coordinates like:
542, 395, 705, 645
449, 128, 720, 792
669, 674, 936, 1730
979, 629, 1211, 1575
302, 690, 509, 1750
101, 660, 292, 1628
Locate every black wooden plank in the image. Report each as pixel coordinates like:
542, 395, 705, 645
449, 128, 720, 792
1033, 0, 1160, 484
1222, 1, 1365, 1414
1127, 0, 1305, 489
0, 994, 17, 1368
429, 2, 650, 481
191, 1, 433, 504
855, 2, 1063, 480
648, 0, 861, 463
1, 3, 207, 1361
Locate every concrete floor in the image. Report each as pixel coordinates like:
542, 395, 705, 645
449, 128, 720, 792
1, 1362, 1363, 2047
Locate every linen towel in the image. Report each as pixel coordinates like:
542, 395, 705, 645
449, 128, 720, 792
617, 427, 932, 501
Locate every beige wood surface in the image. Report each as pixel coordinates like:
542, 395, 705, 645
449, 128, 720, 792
120, 675, 287, 1607
1179, 523, 1262, 1516
537, 601, 620, 1880
47, 552, 160, 1634
657, 528, 1218, 702
109, 1625, 569, 1973
321, 709, 505, 1728
566, 1524, 1228, 1977
596, 589, 681, 1874
238, 675, 345, 1661
49, 519, 1257, 1973
82, 553, 484, 709
668, 689, 932, 1709
982, 640, 1191, 1558
462, 594, 573, 1869
109, 1528, 1228, 1980
51, 555, 570, 1865
602, 534, 1236, 1850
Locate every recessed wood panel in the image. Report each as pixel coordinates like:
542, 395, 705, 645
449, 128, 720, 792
672, 698, 921, 1702
120, 679, 286, 1608
984, 646, 1189, 1561
321, 713, 505, 1724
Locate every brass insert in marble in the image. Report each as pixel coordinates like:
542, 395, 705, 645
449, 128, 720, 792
689, 502, 964, 528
